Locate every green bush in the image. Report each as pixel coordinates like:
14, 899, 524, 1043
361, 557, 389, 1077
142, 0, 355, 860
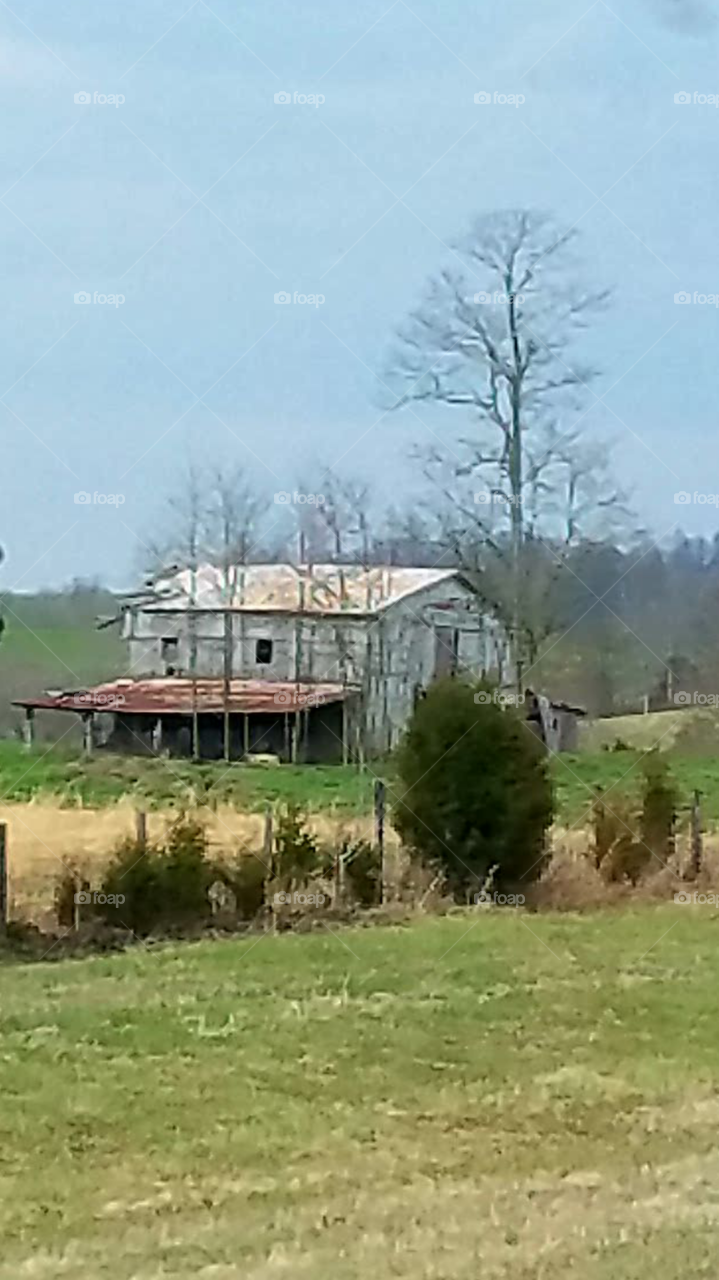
99, 813, 217, 935
341, 839, 382, 907
273, 804, 321, 889
639, 751, 677, 866
220, 854, 267, 919
392, 678, 554, 900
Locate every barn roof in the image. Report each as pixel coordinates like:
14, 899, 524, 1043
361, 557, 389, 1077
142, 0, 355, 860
13, 678, 356, 716
126, 564, 469, 615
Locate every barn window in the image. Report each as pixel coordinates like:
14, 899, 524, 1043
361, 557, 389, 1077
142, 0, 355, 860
161, 637, 178, 661
255, 638, 273, 665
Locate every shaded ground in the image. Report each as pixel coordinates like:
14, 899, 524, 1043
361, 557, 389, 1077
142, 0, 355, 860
1, 908, 719, 1277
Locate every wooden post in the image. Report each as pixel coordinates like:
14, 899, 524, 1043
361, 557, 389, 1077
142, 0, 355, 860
223, 611, 232, 763
135, 810, 147, 852
284, 712, 291, 763
22, 707, 35, 750
262, 805, 274, 874
688, 790, 703, 880
0, 823, 6, 933
82, 712, 94, 756
341, 701, 348, 766
374, 778, 386, 903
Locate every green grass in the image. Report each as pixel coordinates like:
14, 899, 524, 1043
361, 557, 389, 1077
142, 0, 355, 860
2, 908, 719, 1277
4, 739, 719, 828
0, 740, 376, 812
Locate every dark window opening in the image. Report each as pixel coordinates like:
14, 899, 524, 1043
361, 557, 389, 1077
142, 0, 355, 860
255, 638, 273, 665
161, 637, 179, 660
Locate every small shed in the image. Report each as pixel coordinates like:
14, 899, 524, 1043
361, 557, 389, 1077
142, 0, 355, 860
524, 690, 586, 753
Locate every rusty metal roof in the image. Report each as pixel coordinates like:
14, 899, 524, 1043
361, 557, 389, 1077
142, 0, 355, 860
13, 678, 356, 715
132, 563, 464, 614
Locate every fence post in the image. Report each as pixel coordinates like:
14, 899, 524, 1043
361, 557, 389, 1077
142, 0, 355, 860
135, 810, 147, 852
374, 779, 386, 904
688, 790, 703, 880
0, 824, 6, 933
262, 805, 274, 873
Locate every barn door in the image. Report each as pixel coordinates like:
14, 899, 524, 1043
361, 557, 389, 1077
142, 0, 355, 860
434, 626, 459, 678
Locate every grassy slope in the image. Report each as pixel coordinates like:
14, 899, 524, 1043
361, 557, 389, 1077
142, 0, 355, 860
2, 909, 719, 1278
3, 741, 719, 828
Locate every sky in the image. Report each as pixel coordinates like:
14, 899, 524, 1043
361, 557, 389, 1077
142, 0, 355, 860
1, 0, 718, 588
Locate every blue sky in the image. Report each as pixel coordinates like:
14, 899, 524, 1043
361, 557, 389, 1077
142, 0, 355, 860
1, 0, 718, 586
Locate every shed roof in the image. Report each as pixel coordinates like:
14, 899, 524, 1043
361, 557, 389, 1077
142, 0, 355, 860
13, 678, 356, 716
127, 563, 468, 615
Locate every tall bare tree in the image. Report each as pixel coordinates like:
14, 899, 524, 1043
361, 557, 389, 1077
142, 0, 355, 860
387, 209, 610, 685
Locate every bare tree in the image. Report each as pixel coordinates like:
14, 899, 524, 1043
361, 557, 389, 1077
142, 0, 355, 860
387, 209, 611, 685
205, 466, 266, 597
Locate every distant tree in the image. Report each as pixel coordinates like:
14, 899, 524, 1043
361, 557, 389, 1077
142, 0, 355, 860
392, 677, 553, 899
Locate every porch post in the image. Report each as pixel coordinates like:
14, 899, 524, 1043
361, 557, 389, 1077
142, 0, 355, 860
82, 712, 95, 756
22, 707, 35, 750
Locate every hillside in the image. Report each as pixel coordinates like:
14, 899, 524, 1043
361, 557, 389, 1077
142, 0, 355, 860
0, 588, 125, 737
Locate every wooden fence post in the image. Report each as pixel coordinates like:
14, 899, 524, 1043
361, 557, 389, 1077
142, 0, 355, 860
0, 824, 7, 932
688, 790, 703, 880
135, 810, 147, 852
374, 779, 386, 904
262, 805, 274, 873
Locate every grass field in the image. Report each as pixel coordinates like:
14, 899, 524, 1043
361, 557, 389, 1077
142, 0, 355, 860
2, 908, 719, 1278
3, 737, 719, 826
